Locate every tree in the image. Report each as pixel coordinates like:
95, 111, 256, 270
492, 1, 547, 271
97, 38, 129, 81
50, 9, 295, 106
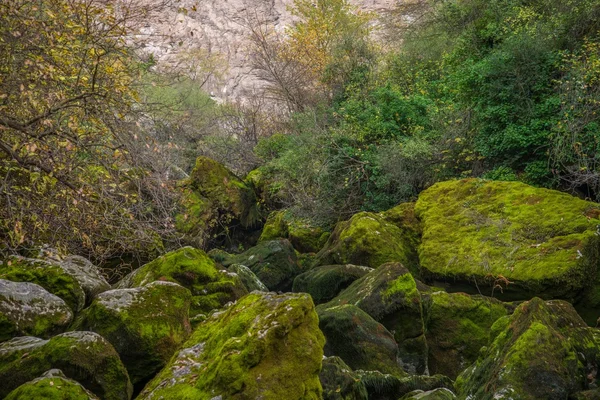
0, 0, 176, 266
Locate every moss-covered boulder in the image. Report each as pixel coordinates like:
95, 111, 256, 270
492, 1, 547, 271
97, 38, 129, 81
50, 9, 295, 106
314, 203, 421, 272
416, 179, 600, 301
228, 264, 268, 292
55, 255, 110, 302
260, 210, 331, 253
424, 291, 509, 379
293, 264, 373, 305
71, 281, 192, 384
400, 388, 457, 400
219, 239, 302, 292
323, 263, 428, 374
115, 247, 247, 317
0, 332, 132, 399
4, 369, 99, 400
176, 156, 261, 247
320, 356, 368, 400
456, 298, 600, 399
1, 256, 86, 312
0, 279, 73, 341
354, 371, 453, 400
317, 304, 404, 375
138, 292, 325, 400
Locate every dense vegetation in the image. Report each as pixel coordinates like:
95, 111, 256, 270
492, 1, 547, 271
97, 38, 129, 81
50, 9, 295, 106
2, 0, 600, 263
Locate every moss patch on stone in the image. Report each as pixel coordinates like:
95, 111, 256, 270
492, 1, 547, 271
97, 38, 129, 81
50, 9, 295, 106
4, 369, 99, 400
71, 281, 192, 384
293, 264, 373, 305
260, 210, 331, 253
0, 332, 132, 400
1, 256, 86, 312
175, 156, 262, 248
415, 179, 600, 300
455, 298, 600, 399
322, 263, 428, 374
138, 292, 325, 400
354, 371, 453, 400
314, 203, 421, 273
219, 239, 302, 292
116, 247, 248, 317
424, 291, 509, 379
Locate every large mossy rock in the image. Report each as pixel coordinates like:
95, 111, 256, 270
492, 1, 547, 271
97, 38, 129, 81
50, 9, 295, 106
116, 247, 247, 317
228, 264, 269, 292
259, 210, 330, 253
54, 255, 110, 301
71, 281, 192, 385
4, 369, 99, 400
293, 264, 373, 305
1, 256, 86, 312
317, 303, 404, 375
176, 156, 261, 247
320, 356, 368, 400
313, 203, 421, 271
218, 239, 302, 292
138, 292, 325, 400
456, 298, 600, 399
323, 263, 428, 374
0, 279, 73, 341
400, 388, 457, 400
424, 291, 509, 379
0, 332, 132, 400
416, 179, 600, 301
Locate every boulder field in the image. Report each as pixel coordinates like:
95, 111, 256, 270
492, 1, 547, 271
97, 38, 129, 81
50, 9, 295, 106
2, 162, 600, 399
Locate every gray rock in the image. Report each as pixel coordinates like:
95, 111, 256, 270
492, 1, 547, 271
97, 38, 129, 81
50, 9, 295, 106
58, 256, 110, 301
227, 264, 268, 292
0, 279, 73, 341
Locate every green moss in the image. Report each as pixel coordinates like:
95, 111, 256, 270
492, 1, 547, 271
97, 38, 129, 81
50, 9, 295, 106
260, 210, 331, 253
0, 256, 85, 312
314, 204, 420, 273
176, 156, 262, 247
355, 371, 453, 400
415, 179, 600, 300
385, 272, 420, 303
456, 298, 600, 399
292, 264, 372, 305
0, 332, 132, 400
139, 292, 325, 400
117, 247, 248, 317
5, 371, 99, 400
425, 291, 509, 379
71, 281, 192, 384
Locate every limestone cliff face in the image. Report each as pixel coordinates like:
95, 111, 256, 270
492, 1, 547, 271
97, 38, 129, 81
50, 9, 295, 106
133, 0, 396, 101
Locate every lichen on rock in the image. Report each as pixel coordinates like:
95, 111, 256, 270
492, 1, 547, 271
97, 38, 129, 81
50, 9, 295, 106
138, 292, 324, 400
0, 331, 132, 400
71, 281, 192, 384
0, 279, 72, 341
4, 369, 100, 400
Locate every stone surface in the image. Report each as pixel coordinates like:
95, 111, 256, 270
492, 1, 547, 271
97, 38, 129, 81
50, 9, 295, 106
116, 246, 248, 318
399, 388, 457, 400
228, 263, 269, 292
138, 292, 324, 399
259, 210, 330, 253
71, 281, 192, 384
322, 262, 428, 374
0, 331, 132, 400
293, 264, 373, 305
456, 298, 600, 399
0, 279, 72, 341
354, 371, 453, 400
219, 239, 302, 292
317, 303, 403, 375
4, 369, 100, 400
